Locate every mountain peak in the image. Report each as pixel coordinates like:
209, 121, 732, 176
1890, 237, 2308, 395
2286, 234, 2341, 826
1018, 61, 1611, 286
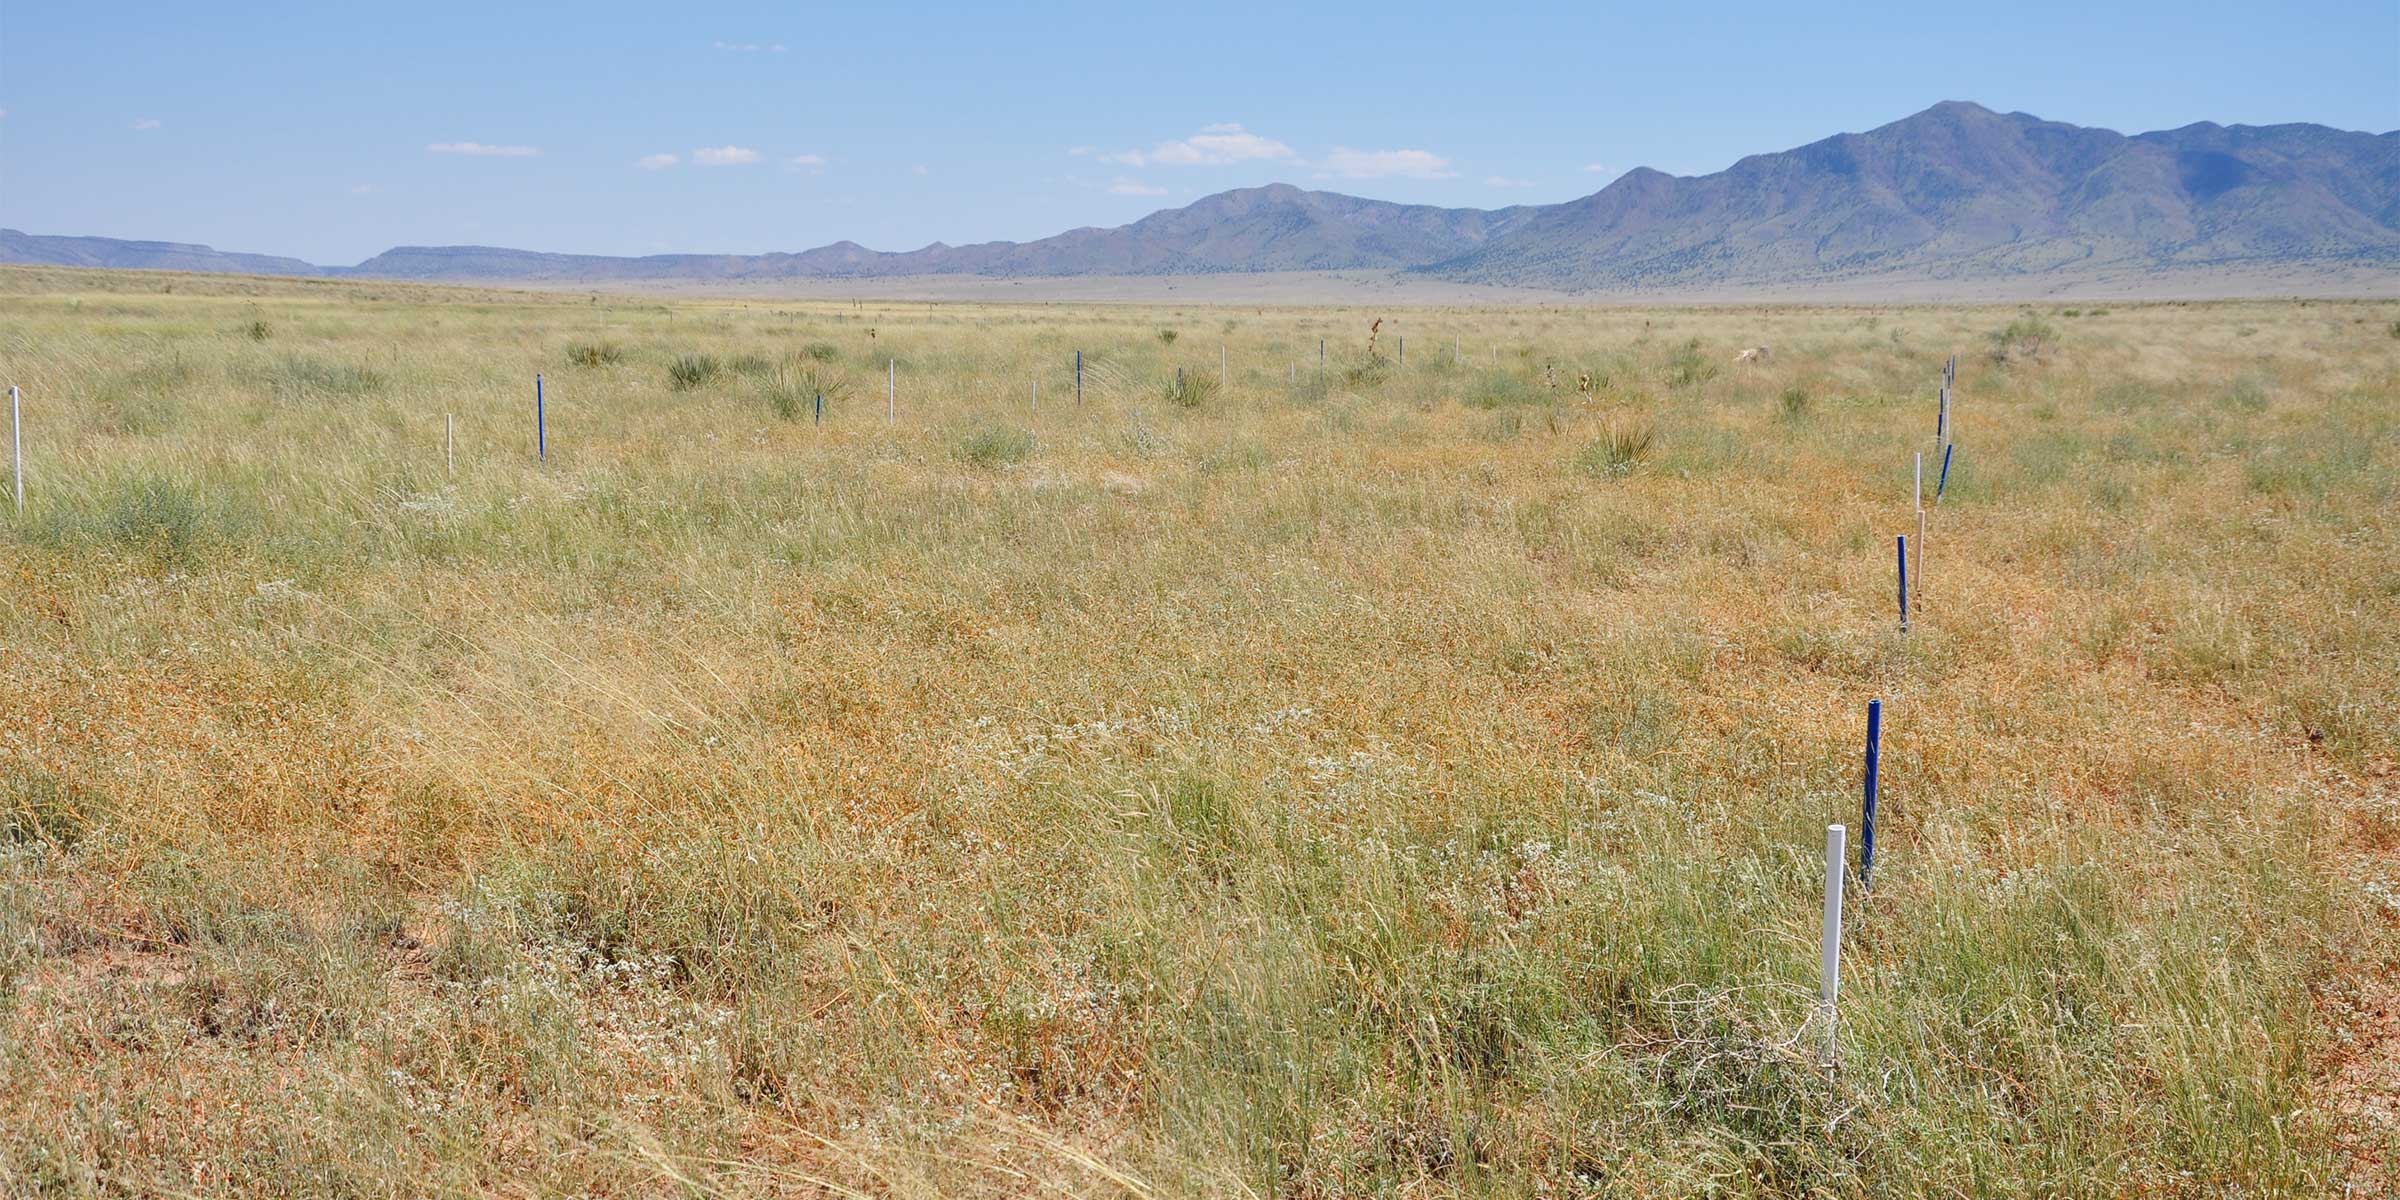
8, 104, 2393, 294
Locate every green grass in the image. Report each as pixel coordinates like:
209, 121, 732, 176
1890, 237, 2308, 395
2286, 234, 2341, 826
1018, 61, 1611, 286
0, 265, 2389, 1196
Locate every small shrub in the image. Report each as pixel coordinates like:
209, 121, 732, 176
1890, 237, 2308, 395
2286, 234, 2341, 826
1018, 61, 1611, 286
728, 353, 776, 378
2061, 308, 2082, 318
803, 342, 841, 362
955, 423, 1036, 468
1342, 354, 1391, 389
1156, 329, 1179, 345
667, 354, 722, 391
244, 320, 270, 341
105, 475, 212, 565
1778, 385, 1812, 420
1990, 314, 2057, 364
1666, 338, 1716, 388
2387, 320, 2400, 340
565, 341, 622, 367
1576, 421, 1656, 478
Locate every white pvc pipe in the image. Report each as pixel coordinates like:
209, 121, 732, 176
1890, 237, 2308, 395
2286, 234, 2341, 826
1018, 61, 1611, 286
1916, 508, 1927, 605
9, 386, 20, 514
887, 359, 895, 425
1821, 823, 1846, 1064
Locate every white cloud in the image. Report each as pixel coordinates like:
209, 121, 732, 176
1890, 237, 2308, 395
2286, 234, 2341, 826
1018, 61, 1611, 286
1105, 122, 1296, 169
1108, 176, 1168, 196
349, 183, 377, 195
910, 164, 930, 176
692, 145, 762, 166
1319, 147, 1456, 180
132, 118, 162, 130
1066, 145, 1095, 158
1484, 175, 1534, 188
713, 40, 786, 52
429, 141, 540, 157
636, 153, 679, 170
1581, 162, 1611, 173
787, 153, 827, 172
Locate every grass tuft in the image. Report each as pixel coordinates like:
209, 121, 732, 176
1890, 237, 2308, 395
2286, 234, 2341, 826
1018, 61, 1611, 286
954, 422, 1037, 467
666, 353, 722, 390
1576, 420, 1656, 477
564, 341, 623, 367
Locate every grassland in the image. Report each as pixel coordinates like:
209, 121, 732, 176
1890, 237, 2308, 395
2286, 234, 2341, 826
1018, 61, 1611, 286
0, 265, 2393, 1197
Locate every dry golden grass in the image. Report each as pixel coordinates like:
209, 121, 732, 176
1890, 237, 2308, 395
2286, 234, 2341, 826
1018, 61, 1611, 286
0, 265, 2393, 1196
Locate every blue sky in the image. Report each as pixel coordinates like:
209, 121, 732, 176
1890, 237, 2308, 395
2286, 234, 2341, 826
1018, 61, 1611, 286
2, 1, 2394, 264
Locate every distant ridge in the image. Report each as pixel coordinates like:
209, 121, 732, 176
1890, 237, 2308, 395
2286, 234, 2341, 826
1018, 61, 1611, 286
1418, 101, 2400, 288
8, 103, 2395, 293
2, 229, 324, 278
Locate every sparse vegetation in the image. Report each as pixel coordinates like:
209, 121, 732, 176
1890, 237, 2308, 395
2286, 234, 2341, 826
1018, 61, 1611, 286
1666, 336, 1717, 387
0, 266, 2389, 1196
953, 421, 1037, 467
564, 340, 622, 367
1990, 313, 2057, 363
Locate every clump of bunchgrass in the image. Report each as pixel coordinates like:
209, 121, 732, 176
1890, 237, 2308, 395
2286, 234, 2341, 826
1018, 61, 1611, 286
1458, 371, 1544, 409
565, 341, 623, 367
757, 358, 849, 422
1666, 338, 1717, 389
667, 353, 722, 391
1990, 313, 2057, 364
1576, 420, 1656, 477
1162, 369, 1219, 408
264, 355, 383, 402
954, 422, 1036, 468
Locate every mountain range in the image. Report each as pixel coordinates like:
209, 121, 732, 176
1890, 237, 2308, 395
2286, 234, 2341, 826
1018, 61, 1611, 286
7, 102, 2395, 293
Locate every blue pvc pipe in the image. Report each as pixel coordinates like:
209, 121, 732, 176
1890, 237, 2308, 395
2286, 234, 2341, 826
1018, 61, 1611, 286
815, 391, 822, 425
1862, 699, 1882, 887
1075, 350, 1083, 406
536, 373, 545, 463
1897, 534, 1909, 632
1937, 443, 1954, 500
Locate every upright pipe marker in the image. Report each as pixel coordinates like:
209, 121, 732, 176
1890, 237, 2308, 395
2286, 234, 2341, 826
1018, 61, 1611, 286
1861, 700, 1882, 887
1821, 824, 1847, 1064
1897, 535, 1910, 633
